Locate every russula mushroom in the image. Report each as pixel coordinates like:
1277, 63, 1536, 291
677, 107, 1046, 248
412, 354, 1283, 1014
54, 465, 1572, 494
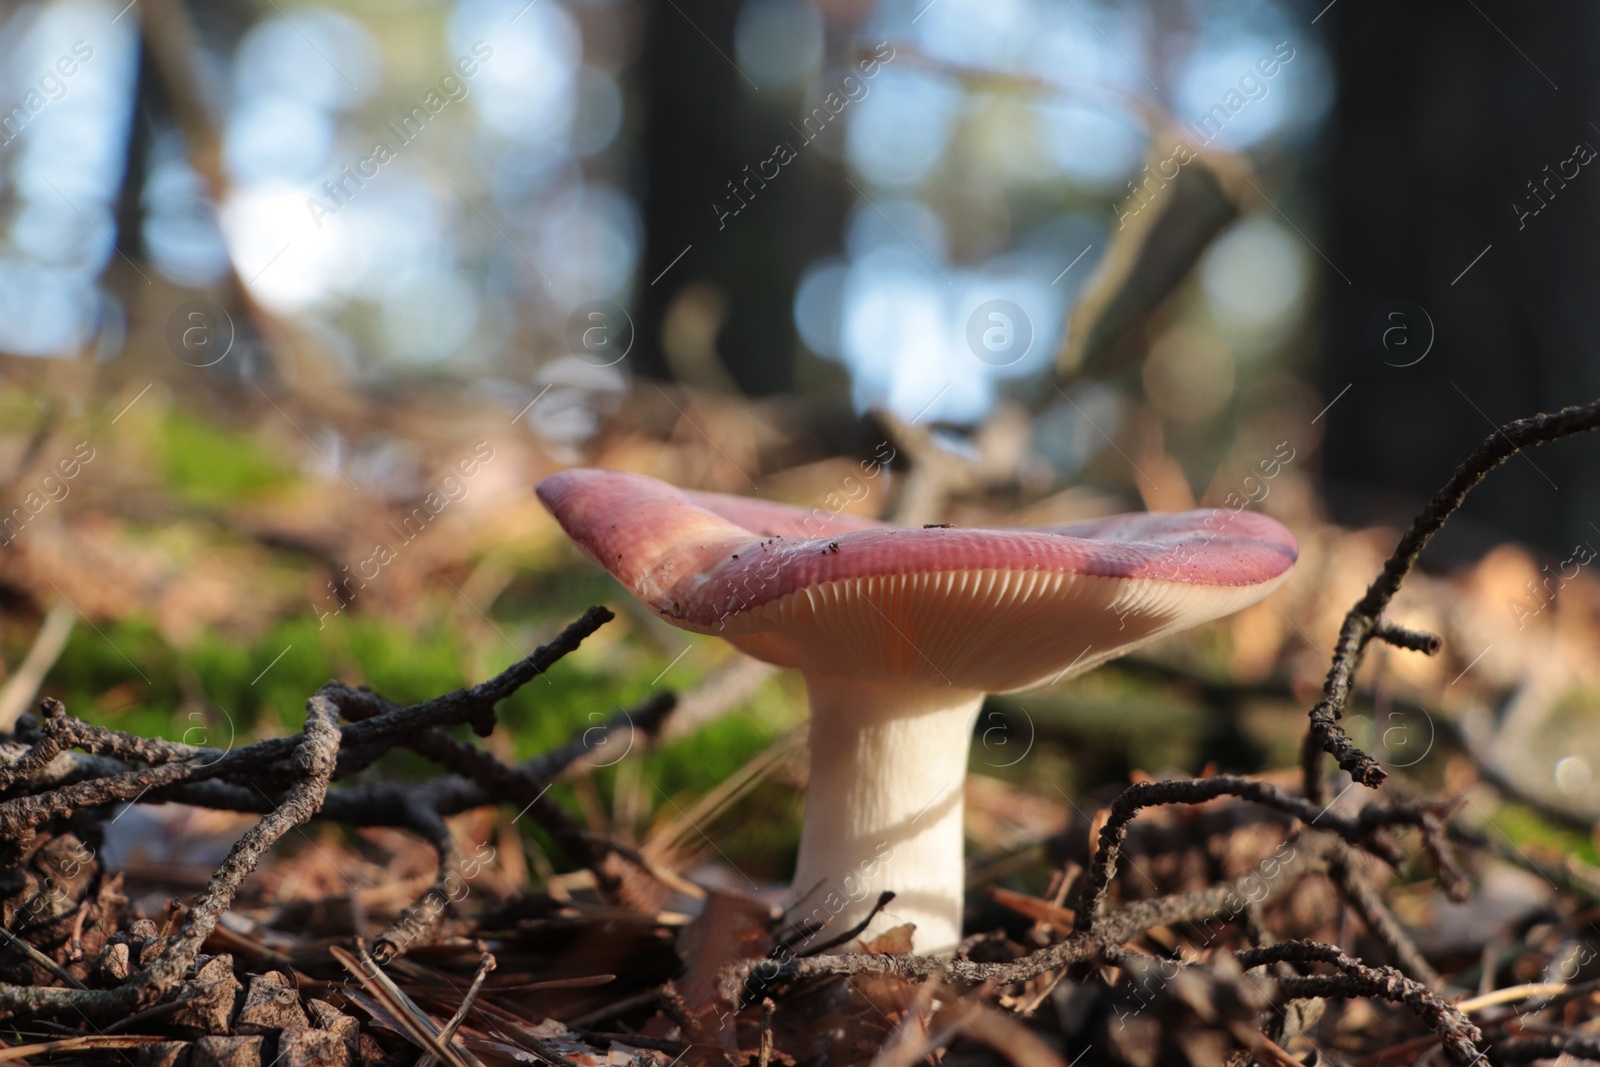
537, 468, 1298, 953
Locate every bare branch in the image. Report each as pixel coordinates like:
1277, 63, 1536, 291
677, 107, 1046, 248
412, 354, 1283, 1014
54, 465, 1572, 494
1306, 398, 1600, 789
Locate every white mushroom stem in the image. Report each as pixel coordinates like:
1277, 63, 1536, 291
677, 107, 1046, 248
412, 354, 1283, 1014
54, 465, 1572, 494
790, 675, 985, 955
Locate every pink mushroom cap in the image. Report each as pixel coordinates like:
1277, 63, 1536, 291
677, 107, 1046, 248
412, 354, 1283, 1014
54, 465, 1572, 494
536, 468, 1298, 694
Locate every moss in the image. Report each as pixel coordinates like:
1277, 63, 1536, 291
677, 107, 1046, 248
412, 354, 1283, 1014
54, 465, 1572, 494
33, 570, 805, 873
1487, 802, 1598, 865
159, 412, 294, 506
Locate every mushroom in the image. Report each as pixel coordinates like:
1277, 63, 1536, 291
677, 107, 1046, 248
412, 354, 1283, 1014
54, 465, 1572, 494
537, 468, 1298, 953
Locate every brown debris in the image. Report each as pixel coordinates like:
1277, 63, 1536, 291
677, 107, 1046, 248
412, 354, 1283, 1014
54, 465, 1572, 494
138, 1041, 190, 1067
234, 970, 307, 1034
279, 1025, 351, 1067
191, 1034, 264, 1067
2, 403, 1600, 1064
306, 997, 362, 1060
168, 955, 241, 1034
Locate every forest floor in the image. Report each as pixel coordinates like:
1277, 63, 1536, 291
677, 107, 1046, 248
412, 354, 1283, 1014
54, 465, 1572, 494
0, 387, 1597, 1066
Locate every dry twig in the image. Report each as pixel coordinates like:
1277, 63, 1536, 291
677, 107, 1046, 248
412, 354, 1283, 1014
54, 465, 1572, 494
1304, 398, 1600, 792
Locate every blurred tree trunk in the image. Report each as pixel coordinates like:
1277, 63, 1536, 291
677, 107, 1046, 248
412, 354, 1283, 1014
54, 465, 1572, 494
1322, 0, 1600, 555
113, 44, 155, 265
635, 0, 849, 396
